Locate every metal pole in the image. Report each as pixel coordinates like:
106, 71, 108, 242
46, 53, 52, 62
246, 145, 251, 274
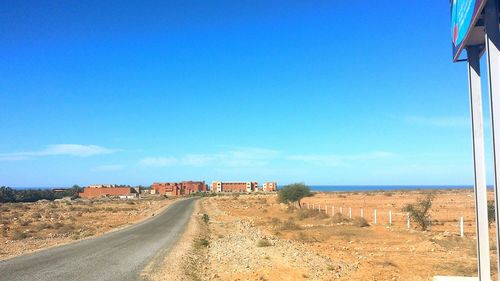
467, 45, 492, 281
485, 0, 500, 278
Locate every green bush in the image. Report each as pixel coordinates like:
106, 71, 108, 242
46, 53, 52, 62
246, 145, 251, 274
488, 200, 496, 228
352, 217, 369, 227
277, 183, 313, 208
403, 193, 434, 231
202, 214, 209, 224
257, 239, 272, 247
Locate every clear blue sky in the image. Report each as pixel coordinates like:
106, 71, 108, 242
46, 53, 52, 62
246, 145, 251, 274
0, 1, 493, 187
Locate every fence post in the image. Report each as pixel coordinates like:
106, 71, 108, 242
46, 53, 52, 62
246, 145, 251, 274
349, 207, 352, 219
361, 208, 364, 218
332, 206, 334, 216
340, 207, 343, 214
407, 212, 410, 230
374, 209, 377, 224
307, 203, 310, 209
460, 216, 464, 237
389, 210, 392, 226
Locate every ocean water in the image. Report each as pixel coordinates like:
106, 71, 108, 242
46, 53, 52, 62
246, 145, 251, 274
307, 185, 475, 192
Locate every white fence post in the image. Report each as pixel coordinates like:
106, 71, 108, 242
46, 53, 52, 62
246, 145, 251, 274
307, 203, 310, 209
407, 212, 410, 230
374, 209, 377, 224
460, 217, 464, 237
340, 207, 343, 214
349, 207, 352, 219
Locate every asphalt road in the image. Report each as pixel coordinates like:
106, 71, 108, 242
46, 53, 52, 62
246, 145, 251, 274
0, 198, 197, 281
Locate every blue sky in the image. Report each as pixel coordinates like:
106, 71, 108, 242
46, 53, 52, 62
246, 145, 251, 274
0, 1, 494, 187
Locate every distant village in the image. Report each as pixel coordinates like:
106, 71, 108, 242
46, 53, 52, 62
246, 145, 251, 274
77, 181, 278, 199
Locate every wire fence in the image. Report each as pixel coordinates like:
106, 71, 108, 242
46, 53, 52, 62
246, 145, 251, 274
299, 196, 485, 237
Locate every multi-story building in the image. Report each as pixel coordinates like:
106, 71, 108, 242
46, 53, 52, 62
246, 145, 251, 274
151, 182, 182, 196
151, 181, 206, 196
263, 182, 278, 192
182, 181, 207, 194
79, 185, 137, 198
211, 181, 258, 193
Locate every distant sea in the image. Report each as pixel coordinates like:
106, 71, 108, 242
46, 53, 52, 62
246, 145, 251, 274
307, 185, 476, 192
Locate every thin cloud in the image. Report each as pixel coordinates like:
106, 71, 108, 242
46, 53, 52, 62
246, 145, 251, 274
92, 164, 125, 172
139, 157, 178, 167
288, 151, 396, 166
404, 116, 469, 128
0, 144, 117, 161
139, 147, 280, 168
140, 148, 393, 168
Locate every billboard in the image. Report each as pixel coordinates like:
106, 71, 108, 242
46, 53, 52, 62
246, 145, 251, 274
451, 0, 487, 61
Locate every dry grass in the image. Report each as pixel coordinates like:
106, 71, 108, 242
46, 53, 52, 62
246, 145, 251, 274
332, 213, 350, 224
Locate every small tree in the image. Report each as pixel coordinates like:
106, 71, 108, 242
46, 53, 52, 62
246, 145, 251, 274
277, 183, 312, 208
403, 192, 434, 231
488, 200, 496, 228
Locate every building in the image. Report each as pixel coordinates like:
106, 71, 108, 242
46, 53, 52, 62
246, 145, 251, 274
79, 185, 137, 198
182, 181, 207, 194
151, 181, 206, 196
151, 182, 182, 196
263, 182, 278, 192
211, 181, 258, 193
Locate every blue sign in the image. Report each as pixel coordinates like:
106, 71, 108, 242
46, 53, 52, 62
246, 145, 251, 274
451, 0, 486, 61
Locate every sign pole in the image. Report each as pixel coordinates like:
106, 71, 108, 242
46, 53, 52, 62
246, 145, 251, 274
467, 45, 492, 281
484, 1, 500, 277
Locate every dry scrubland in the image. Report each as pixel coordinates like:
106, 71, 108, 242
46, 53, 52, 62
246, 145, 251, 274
172, 190, 498, 281
0, 197, 174, 260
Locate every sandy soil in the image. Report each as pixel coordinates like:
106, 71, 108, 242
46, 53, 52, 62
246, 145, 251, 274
193, 190, 498, 281
0, 196, 175, 260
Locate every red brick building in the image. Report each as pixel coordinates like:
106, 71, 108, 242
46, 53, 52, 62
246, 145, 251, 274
211, 181, 258, 192
182, 181, 206, 194
151, 182, 182, 196
151, 181, 206, 196
263, 182, 278, 192
79, 186, 137, 198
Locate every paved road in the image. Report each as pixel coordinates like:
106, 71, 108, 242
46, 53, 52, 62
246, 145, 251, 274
0, 198, 197, 281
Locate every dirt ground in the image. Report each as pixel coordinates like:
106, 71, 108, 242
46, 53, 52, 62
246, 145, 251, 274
0, 196, 174, 260
192, 190, 498, 281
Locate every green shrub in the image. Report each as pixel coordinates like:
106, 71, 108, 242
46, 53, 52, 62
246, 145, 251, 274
257, 239, 272, 247
195, 238, 209, 249
11, 230, 28, 240
352, 217, 369, 227
403, 192, 434, 231
202, 214, 209, 224
280, 218, 301, 230
488, 200, 495, 228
